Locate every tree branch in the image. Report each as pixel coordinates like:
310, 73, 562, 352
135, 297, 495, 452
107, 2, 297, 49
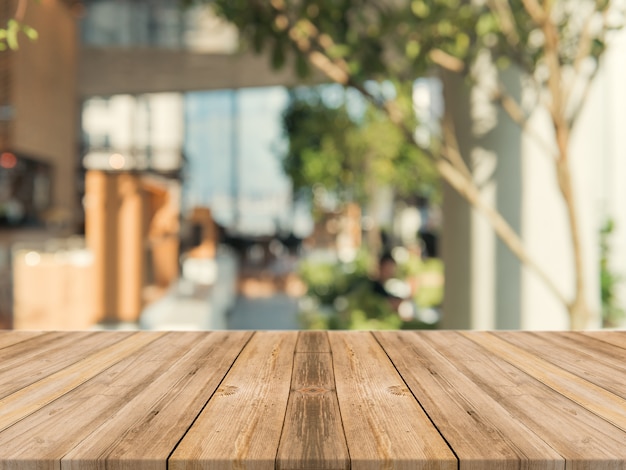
566, 8, 610, 128
302, 43, 570, 310
491, 79, 558, 159
436, 99, 569, 308
428, 49, 465, 73
573, 12, 596, 73
440, 105, 473, 180
436, 156, 570, 309
269, 0, 572, 317
520, 0, 548, 25
15, 0, 28, 22
540, 6, 569, 158
486, 0, 520, 48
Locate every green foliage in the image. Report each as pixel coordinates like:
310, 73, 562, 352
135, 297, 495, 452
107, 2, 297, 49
282, 86, 439, 204
297, 250, 441, 330
211, 0, 395, 81
396, 256, 444, 307
204, 0, 626, 327
599, 219, 625, 328
210, 0, 468, 81
208, 0, 624, 103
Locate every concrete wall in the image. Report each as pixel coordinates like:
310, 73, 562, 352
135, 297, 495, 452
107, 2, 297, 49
11, 0, 79, 225
79, 48, 327, 97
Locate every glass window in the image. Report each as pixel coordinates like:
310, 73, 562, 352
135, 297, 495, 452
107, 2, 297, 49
80, 0, 237, 51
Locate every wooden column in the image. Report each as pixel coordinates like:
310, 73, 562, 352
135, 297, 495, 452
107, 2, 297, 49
85, 170, 146, 323
85, 171, 119, 323
117, 172, 145, 322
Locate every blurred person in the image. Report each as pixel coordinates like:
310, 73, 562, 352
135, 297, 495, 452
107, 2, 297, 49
371, 252, 404, 312
370, 251, 422, 323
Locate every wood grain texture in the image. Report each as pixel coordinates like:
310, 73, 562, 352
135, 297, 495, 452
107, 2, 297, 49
61, 331, 253, 470
277, 331, 349, 470
0, 332, 190, 468
582, 331, 626, 350
295, 330, 331, 353
465, 331, 626, 432
375, 331, 563, 470
0, 331, 164, 433
0, 330, 45, 350
495, 331, 626, 401
445, 331, 626, 467
169, 331, 298, 470
328, 331, 457, 470
1, 331, 626, 470
0, 331, 92, 377
0, 331, 129, 399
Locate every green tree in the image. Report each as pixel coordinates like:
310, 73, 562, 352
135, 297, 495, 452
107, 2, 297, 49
205, 0, 625, 329
282, 87, 438, 250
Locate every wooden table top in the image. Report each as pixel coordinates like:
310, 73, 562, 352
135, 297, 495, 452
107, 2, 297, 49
1, 330, 626, 469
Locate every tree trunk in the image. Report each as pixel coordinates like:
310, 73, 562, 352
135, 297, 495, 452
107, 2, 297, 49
556, 154, 591, 329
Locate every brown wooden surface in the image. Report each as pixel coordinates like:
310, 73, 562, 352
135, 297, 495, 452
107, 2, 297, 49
169, 331, 298, 470
329, 331, 456, 470
276, 331, 348, 470
1, 331, 626, 469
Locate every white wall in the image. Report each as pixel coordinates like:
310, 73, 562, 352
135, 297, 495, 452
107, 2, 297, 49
601, 29, 626, 322
441, 40, 610, 329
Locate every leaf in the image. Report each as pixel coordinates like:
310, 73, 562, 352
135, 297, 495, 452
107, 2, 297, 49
411, 0, 430, 18
22, 25, 38, 41
348, 60, 362, 76
437, 20, 454, 36
405, 40, 421, 59
475, 13, 496, 37
455, 32, 470, 56
6, 21, 19, 50
496, 56, 511, 69
327, 44, 351, 59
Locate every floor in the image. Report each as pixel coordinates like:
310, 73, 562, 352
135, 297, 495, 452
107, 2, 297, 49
227, 294, 300, 330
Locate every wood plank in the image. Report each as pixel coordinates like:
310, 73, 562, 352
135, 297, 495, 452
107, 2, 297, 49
581, 331, 626, 350
169, 331, 298, 470
375, 331, 563, 470
277, 331, 349, 470
494, 331, 626, 400
466, 331, 626, 432
434, 331, 626, 468
1, 330, 624, 469
61, 331, 253, 470
0, 331, 164, 432
295, 330, 331, 353
0, 332, 201, 469
328, 331, 456, 470
0, 330, 45, 350
0, 331, 130, 399
0, 331, 88, 372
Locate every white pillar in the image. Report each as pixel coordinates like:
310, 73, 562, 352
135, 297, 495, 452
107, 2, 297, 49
442, 50, 602, 330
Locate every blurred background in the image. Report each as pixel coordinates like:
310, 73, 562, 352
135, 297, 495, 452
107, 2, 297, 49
0, 0, 624, 331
